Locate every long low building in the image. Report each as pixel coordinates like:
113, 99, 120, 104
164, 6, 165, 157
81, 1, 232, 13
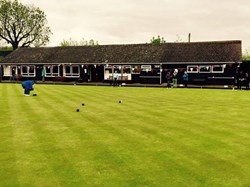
0, 40, 242, 85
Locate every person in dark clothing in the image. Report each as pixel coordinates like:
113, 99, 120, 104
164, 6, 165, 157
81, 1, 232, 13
245, 72, 249, 90
11, 68, 16, 81
182, 71, 189, 88
21, 80, 35, 96
235, 66, 240, 89
238, 71, 244, 90
166, 71, 172, 88
113, 71, 119, 87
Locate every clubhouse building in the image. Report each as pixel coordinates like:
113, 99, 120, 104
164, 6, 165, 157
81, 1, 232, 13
0, 40, 242, 85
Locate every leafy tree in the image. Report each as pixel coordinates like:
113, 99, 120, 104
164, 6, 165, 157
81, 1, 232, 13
60, 38, 99, 47
88, 39, 98, 46
0, 0, 52, 50
0, 45, 12, 50
242, 49, 250, 61
60, 38, 79, 47
150, 35, 166, 45
0, 40, 12, 50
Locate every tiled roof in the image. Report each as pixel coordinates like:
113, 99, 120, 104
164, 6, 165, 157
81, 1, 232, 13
0, 40, 242, 64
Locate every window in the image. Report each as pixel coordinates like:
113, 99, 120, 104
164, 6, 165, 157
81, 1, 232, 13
45, 66, 52, 76
45, 65, 59, 77
65, 64, 80, 77
3, 65, 11, 76
199, 65, 211, 73
72, 66, 79, 76
187, 66, 198, 73
122, 65, 131, 74
17, 66, 21, 75
52, 66, 59, 76
65, 65, 71, 76
29, 66, 35, 75
154, 65, 160, 68
22, 66, 28, 75
154, 65, 161, 74
131, 65, 140, 74
104, 65, 112, 74
114, 65, 121, 73
104, 65, 113, 80
141, 65, 151, 72
212, 65, 224, 73
21, 65, 35, 77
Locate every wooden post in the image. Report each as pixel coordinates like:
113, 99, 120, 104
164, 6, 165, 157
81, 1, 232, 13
160, 63, 162, 84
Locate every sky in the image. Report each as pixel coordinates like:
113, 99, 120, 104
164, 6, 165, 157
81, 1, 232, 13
18, 0, 250, 50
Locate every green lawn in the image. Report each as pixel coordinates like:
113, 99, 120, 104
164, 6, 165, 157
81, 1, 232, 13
0, 83, 249, 187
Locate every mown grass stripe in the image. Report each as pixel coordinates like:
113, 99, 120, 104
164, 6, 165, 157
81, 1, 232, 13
4, 84, 60, 186
0, 84, 20, 186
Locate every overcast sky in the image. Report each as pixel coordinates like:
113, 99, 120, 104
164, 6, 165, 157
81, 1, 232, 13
19, 0, 250, 50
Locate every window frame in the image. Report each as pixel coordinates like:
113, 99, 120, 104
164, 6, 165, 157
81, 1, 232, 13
113, 65, 121, 74
141, 65, 151, 72
131, 65, 140, 74
211, 65, 224, 73
65, 64, 80, 77
187, 65, 198, 73
199, 65, 211, 73
122, 65, 131, 74
45, 65, 60, 77
21, 65, 35, 77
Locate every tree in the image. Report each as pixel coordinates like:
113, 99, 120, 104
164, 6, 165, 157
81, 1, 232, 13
60, 38, 99, 47
0, 0, 52, 50
0, 40, 12, 50
0, 45, 12, 50
150, 35, 166, 45
60, 38, 79, 47
242, 49, 250, 61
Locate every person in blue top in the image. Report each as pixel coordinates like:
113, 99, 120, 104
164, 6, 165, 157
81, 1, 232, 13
42, 68, 46, 82
113, 71, 119, 87
21, 80, 35, 96
182, 71, 189, 88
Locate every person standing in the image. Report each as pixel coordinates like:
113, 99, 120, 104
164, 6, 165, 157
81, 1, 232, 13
21, 80, 35, 96
172, 69, 178, 88
245, 72, 249, 90
183, 71, 189, 88
113, 71, 119, 87
11, 67, 16, 81
238, 71, 244, 90
42, 68, 46, 82
166, 71, 172, 89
